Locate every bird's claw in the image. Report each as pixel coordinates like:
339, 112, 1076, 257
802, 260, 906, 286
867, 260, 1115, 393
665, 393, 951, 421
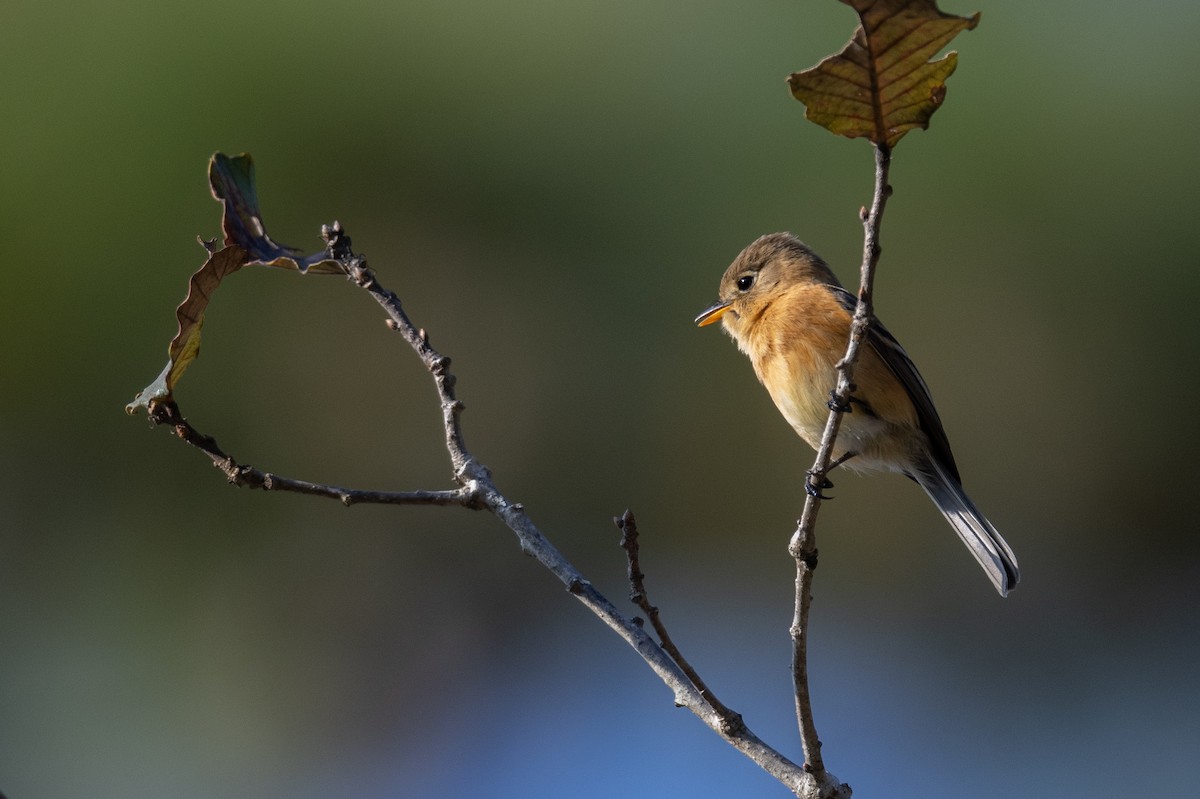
805, 473, 835, 500
806, 450, 858, 499
827, 389, 853, 414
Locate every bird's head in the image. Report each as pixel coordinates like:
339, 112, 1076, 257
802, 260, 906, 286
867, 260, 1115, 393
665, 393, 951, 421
695, 232, 836, 339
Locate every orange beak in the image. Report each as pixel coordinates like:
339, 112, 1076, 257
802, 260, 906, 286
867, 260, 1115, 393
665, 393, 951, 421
695, 300, 731, 327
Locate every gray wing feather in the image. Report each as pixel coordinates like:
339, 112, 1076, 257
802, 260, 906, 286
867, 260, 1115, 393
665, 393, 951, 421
828, 286, 960, 483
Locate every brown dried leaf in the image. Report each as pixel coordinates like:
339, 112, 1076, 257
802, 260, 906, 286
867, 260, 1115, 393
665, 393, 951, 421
787, 0, 980, 148
126, 245, 247, 414
128, 153, 348, 415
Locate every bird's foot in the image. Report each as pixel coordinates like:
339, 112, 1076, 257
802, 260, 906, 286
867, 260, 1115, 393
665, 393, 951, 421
827, 388, 856, 413
805, 452, 856, 500
805, 472, 835, 499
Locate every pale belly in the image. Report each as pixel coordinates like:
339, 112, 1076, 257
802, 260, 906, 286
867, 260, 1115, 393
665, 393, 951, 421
760, 353, 915, 475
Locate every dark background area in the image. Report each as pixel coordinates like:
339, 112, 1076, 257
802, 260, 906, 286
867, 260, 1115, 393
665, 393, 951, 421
3, 2, 1198, 796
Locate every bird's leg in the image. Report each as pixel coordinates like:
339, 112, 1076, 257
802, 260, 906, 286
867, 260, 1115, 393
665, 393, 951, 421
828, 390, 876, 419
827, 451, 857, 472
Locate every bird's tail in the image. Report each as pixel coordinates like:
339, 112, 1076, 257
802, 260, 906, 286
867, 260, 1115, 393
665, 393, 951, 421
911, 456, 1020, 597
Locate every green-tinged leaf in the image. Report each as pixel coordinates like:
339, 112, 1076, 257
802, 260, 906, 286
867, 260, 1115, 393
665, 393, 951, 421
208, 152, 342, 274
128, 153, 345, 416
787, 0, 979, 148
126, 245, 247, 414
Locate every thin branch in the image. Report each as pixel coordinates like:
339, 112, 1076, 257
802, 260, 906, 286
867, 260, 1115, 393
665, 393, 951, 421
616, 510, 744, 735
321, 223, 474, 477
145, 399, 478, 508
788, 142, 892, 795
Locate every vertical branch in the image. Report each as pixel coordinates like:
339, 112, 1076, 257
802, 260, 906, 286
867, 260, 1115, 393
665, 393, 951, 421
790, 545, 823, 771
789, 143, 893, 786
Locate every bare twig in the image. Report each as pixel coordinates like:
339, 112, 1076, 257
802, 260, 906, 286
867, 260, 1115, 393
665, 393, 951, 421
142, 220, 825, 796
323, 225, 829, 794
616, 510, 744, 735
787, 142, 892, 797
145, 399, 480, 508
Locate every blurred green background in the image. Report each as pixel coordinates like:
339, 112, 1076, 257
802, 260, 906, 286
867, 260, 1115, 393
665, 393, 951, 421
3, 1, 1198, 796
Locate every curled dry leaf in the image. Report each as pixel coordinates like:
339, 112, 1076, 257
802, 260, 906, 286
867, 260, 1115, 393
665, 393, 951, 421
208, 153, 342, 274
787, 0, 980, 148
126, 245, 247, 413
127, 153, 344, 414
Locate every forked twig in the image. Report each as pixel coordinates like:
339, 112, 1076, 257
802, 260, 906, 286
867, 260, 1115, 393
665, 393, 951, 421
141, 221, 822, 796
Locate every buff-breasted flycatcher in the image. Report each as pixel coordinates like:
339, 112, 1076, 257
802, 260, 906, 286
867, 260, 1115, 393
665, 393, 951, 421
696, 232, 1019, 596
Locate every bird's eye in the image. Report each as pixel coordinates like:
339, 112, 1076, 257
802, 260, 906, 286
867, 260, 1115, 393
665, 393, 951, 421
736, 274, 754, 291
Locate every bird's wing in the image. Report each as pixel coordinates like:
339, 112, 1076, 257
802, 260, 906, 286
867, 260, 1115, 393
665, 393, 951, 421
828, 285, 961, 483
